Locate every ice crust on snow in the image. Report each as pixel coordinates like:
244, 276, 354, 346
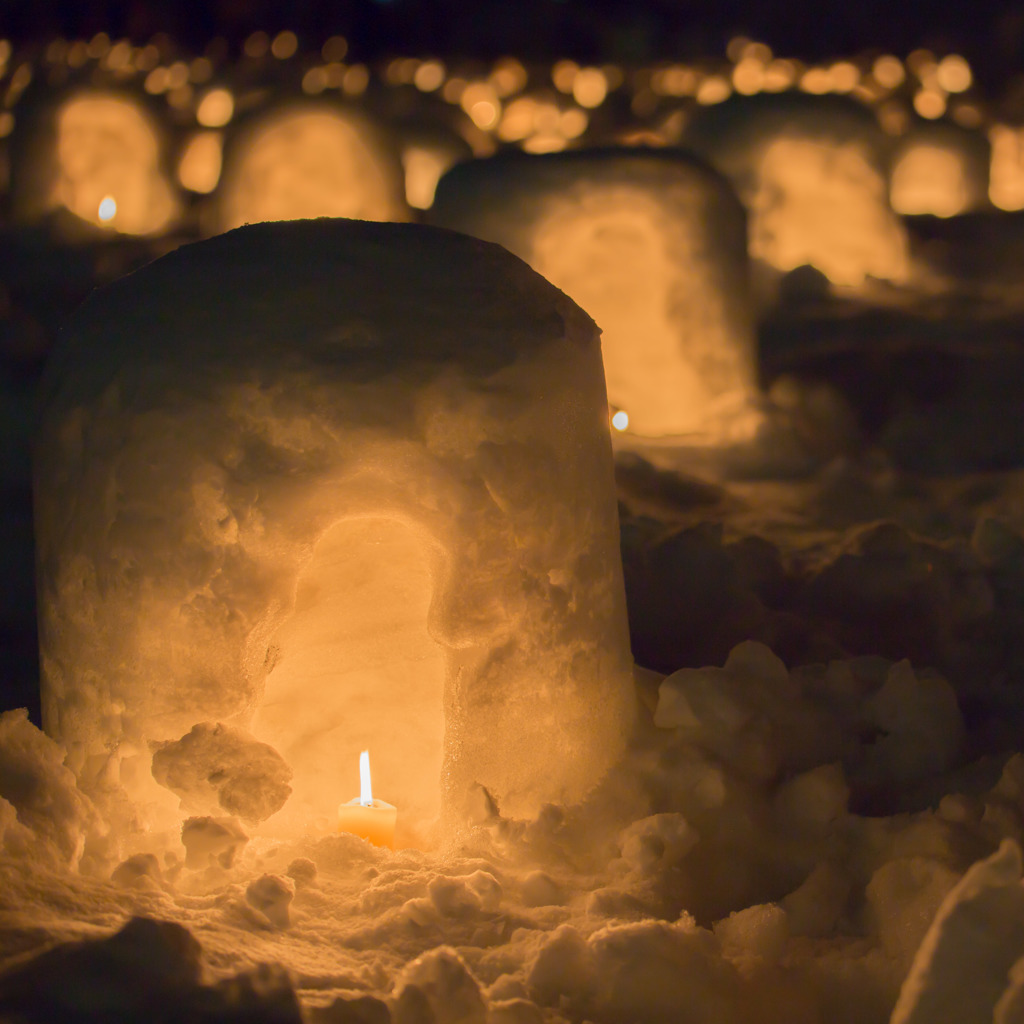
430, 148, 760, 440
33, 217, 635, 842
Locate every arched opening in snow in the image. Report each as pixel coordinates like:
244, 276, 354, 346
249, 516, 446, 847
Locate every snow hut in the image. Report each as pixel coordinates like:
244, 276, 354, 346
33, 219, 635, 847
430, 149, 761, 442
215, 103, 410, 232
685, 93, 910, 287
889, 120, 990, 218
12, 89, 179, 235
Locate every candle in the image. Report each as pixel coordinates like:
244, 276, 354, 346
338, 750, 397, 849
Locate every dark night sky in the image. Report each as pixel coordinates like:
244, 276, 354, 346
1, 0, 1021, 86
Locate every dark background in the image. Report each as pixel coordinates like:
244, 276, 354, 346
2, 0, 1022, 91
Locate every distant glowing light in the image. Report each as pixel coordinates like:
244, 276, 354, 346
552, 60, 579, 94
302, 67, 328, 94
573, 67, 608, 108
733, 58, 765, 95
913, 89, 947, 120
321, 35, 348, 63
891, 145, 970, 218
829, 61, 860, 93
359, 749, 373, 806
196, 87, 233, 127
801, 67, 832, 94
97, 195, 116, 221
243, 31, 270, 59
936, 54, 972, 93
696, 76, 731, 105
489, 57, 527, 97
271, 31, 298, 60
461, 82, 501, 129
178, 130, 223, 193
343, 65, 370, 96
989, 125, 1024, 211
872, 55, 905, 89
402, 145, 452, 209
611, 410, 629, 431
414, 60, 445, 92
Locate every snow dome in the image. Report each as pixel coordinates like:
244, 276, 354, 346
685, 93, 910, 287
12, 89, 180, 235
33, 218, 634, 849
215, 103, 410, 232
430, 149, 760, 442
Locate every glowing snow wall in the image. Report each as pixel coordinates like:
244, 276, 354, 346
431, 149, 760, 441
34, 219, 634, 846
12, 90, 179, 235
215, 103, 410, 232
685, 93, 910, 287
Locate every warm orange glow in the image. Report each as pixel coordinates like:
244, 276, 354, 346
989, 125, 1024, 211
573, 67, 608, 108
890, 144, 971, 218
196, 87, 233, 127
402, 144, 455, 209
461, 81, 501, 129
218, 107, 409, 230
552, 59, 579, 94
321, 35, 348, 63
489, 57, 527, 97
178, 130, 223, 193
733, 58, 765, 95
414, 60, 445, 92
696, 76, 731, 105
872, 54, 905, 89
250, 517, 445, 841
51, 92, 178, 234
97, 195, 116, 220
936, 54, 972, 93
527, 186, 758, 439
748, 137, 910, 285
913, 90, 947, 120
271, 30, 298, 60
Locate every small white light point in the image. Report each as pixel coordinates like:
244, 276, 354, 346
611, 409, 629, 431
97, 195, 117, 222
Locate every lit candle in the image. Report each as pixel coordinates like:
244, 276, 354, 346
337, 750, 397, 848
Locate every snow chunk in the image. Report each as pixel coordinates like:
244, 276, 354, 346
393, 946, 487, 1024
714, 903, 789, 964
891, 839, 1024, 1024
110, 852, 163, 891
246, 872, 296, 929
150, 721, 293, 824
0, 708, 97, 868
858, 660, 964, 788
617, 813, 698, 875
0, 917, 304, 1023
180, 814, 248, 869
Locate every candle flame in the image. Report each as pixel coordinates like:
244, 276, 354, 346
359, 749, 373, 806
611, 409, 629, 431
97, 195, 117, 222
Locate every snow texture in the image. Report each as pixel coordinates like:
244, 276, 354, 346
430, 149, 760, 440
33, 217, 635, 842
